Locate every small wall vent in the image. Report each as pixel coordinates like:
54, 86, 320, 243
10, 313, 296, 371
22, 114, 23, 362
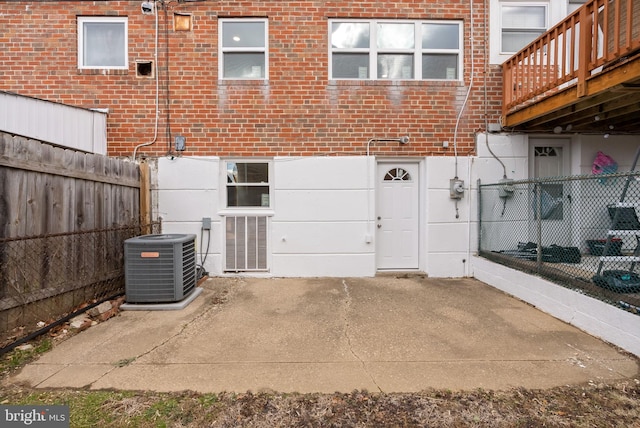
124, 234, 197, 303
136, 60, 154, 78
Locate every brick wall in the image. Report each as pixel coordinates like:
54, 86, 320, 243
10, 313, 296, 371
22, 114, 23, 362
0, 1, 503, 158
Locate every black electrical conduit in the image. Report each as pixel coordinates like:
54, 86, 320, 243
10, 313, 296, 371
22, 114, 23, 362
0, 291, 124, 357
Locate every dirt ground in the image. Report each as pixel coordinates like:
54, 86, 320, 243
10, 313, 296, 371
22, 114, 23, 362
2, 281, 639, 427
2, 380, 640, 427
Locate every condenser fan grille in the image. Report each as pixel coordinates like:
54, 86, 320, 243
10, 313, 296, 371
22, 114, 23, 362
124, 234, 197, 303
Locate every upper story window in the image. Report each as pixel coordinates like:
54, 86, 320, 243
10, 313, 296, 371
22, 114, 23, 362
77, 17, 128, 69
226, 161, 271, 208
329, 20, 462, 81
220, 19, 268, 79
568, 0, 587, 14
500, 3, 548, 54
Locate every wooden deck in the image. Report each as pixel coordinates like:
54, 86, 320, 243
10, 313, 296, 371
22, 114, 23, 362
502, 0, 640, 134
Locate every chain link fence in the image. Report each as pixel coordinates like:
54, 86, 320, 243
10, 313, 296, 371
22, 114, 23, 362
0, 222, 161, 348
479, 172, 640, 316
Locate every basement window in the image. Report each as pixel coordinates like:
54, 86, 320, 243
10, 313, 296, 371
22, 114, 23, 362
225, 161, 271, 208
78, 16, 128, 70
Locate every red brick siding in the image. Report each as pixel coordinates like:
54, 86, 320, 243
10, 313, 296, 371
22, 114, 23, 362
0, 1, 503, 158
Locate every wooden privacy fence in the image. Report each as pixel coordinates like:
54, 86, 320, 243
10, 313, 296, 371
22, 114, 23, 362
0, 132, 154, 346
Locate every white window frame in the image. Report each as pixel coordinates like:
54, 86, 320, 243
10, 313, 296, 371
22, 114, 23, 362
328, 19, 463, 81
77, 16, 128, 70
568, 0, 587, 14
222, 159, 274, 211
500, 2, 548, 54
219, 18, 269, 80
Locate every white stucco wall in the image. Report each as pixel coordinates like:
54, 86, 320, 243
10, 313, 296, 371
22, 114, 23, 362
270, 156, 373, 277
424, 155, 473, 277
155, 156, 223, 274
152, 134, 640, 279
154, 154, 483, 278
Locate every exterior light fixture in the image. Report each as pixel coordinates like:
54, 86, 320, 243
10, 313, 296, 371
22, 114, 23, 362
366, 136, 410, 156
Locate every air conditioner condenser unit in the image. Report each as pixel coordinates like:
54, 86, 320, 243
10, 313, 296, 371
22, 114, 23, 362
124, 234, 197, 303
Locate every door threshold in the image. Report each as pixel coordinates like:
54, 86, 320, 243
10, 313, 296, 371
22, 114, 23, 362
375, 270, 427, 279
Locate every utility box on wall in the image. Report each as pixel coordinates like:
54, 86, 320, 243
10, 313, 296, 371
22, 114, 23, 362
450, 179, 465, 199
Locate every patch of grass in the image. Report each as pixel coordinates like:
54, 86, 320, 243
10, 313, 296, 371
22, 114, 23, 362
67, 391, 125, 427
0, 382, 639, 427
198, 393, 219, 407
113, 357, 136, 367
1, 338, 52, 377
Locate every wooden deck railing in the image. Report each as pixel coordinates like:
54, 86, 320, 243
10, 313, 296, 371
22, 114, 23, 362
502, 0, 640, 118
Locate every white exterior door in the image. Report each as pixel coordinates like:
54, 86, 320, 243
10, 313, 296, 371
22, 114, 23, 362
376, 162, 420, 270
529, 138, 572, 246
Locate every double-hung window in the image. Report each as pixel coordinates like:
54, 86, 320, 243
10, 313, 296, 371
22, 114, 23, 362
77, 17, 128, 69
219, 19, 268, 79
226, 161, 271, 208
329, 20, 462, 80
500, 3, 548, 54
568, 0, 587, 14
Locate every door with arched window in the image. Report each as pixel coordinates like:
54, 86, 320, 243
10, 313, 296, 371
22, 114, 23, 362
376, 162, 420, 270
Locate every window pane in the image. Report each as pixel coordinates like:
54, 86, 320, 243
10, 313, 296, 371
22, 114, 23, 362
422, 54, 458, 79
502, 31, 543, 52
332, 53, 369, 78
331, 22, 370, 49
229, 162, 269, 184
227, 186, 270, 207
502, 6, 546, 28
83, 22, 126, 67
534, 183, 563, 220
377, 23, 414, 49
377, 54, 413, 79
422, 23, 459, 49
223, 53, 265, 78
227, 162, 269, 208
222, 22, 265, 47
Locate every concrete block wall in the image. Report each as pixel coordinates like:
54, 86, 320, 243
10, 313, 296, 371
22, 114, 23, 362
155, 155, 478, 278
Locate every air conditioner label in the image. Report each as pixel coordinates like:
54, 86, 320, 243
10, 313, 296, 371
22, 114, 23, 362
140, 252, 160, 258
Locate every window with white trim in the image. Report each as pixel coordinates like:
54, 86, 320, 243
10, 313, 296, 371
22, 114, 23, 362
500, 3, 548, 54
329, 20, 462, 80
77, 17, 128, 69
219, 19, 268, 79
568, 0, 587, 14
225, 161, 271, 208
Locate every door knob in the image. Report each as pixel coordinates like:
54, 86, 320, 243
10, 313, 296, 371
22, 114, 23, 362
377, 224, 382, 228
